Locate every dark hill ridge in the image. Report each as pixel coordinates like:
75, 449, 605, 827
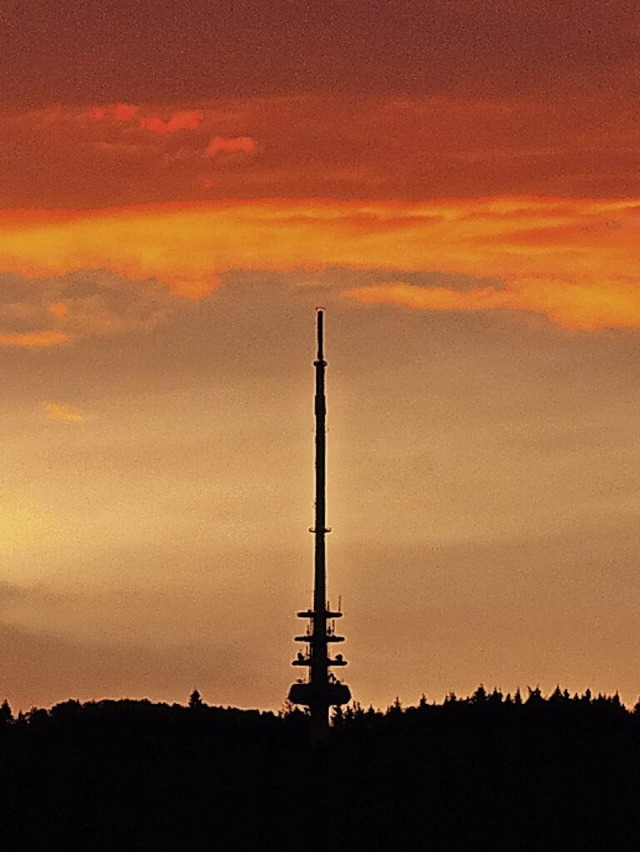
1, 687, 639, 851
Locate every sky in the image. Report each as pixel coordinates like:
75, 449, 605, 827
2, 0, 640, 712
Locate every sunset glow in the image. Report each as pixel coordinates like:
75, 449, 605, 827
3, 0, 640, 715
1, 198, 638, 345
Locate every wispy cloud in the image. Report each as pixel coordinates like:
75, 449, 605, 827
347, 279, 640, 331
0, 330, 70, 348
205, 136, 256, 157
140, 110, 205, 135
0, 197, 639, 330
43, 402, 87, 423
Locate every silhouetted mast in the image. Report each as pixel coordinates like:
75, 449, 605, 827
313, 308, 329, 630
288, 309, 350, 745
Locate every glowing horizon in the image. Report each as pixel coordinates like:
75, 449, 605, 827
3, 0, 640, 713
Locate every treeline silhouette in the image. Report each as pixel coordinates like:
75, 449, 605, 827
1, 686, 639, 850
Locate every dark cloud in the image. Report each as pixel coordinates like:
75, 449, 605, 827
2, 1, 638, 107
0, 270, 175, 344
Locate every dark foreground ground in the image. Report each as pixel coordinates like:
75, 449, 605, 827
1, 687, 639, 851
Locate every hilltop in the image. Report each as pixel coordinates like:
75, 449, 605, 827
1, 686, 638, 851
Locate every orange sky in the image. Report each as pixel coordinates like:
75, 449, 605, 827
2, 0, 640, 713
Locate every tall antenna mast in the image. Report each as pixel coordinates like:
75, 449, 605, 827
288, 309, 350, 745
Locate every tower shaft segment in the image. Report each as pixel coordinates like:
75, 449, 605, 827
288, 309, 350, 745
313, 309, 329, 689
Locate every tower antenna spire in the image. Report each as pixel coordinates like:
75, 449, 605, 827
288, 309, 351, 745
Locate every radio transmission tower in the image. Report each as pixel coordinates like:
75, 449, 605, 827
288, 309, 351, 745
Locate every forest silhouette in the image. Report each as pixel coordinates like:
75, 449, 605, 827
1, 686, 639, 850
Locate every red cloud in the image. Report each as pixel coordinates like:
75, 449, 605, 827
88, 106, 107, 121
113, 104, 139, 122
87, 104, 139, 122
139, 111, 205, 135
206, 136, 256, 157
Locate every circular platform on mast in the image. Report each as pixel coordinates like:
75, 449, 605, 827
288, 680, 351, 707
